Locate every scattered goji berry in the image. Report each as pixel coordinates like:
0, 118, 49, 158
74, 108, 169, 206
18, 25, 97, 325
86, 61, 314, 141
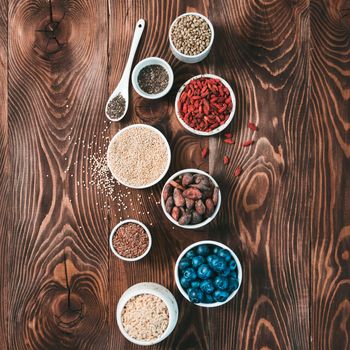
224, 133, 232, 139
224, 139, 235, 144
201, 146, 208, 159
242, 140, 254, 147
248, 122, 257, 131
223, 155, 230, 165
234, 167, 242, 177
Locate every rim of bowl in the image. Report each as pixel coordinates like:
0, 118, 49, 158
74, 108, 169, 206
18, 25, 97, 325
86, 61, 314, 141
116, 282, 178, 346
160, 168, 221, 229
175, 74, 236, 136
107, 124, 171, 189
174, 240, 242, 307
109, 219, 152, 262
169, 12, 215, 59
132, 57, 174, 99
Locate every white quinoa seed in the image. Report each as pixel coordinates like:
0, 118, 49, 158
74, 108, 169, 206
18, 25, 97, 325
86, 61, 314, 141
107, 126, 169, 187
121, 294, 169, 342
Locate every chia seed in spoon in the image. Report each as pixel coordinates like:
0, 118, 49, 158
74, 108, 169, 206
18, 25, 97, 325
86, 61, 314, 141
137, 64, 169, 94
107, 93, 126, 120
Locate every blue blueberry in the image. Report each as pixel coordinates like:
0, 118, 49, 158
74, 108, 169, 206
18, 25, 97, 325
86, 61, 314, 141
230, 271, 238, 280
204, 293, 214, 304
197, 264, 213, 279
191, 280, 200, 289
180, 276, 191, 289
213, 290, 230, 302
200, 280, 215, 294
196, 245, 210, 256
218, 249, 233, 262
188, 288, 204, 303
213, 246, 220, 255
182, 267, 197, 281
218, 268, 231, 277
207, 255, 216, 264
192, 255, 205, 269
229, 259, 237, 271
210, 256, 227, 272
179, 258, 191, 271
214, 276, 229, 290
228, 277, 239, 291
185, 250, 196, 259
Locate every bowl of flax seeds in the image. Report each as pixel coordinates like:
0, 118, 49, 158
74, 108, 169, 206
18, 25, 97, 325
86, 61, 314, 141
109, 219, 152, 262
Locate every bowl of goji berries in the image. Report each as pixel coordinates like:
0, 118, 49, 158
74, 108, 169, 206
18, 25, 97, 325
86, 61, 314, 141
175, 74, 236, 136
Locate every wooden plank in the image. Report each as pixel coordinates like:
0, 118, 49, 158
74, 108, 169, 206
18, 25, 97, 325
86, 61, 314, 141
207, 1, 311, 349
0, 0, 8, 348
310, 1, 350, 349
7, 0, 109, 348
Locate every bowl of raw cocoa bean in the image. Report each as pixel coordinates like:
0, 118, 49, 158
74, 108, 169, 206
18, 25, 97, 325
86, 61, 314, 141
109, 219, 152, 262
175, 74, 236, 136
161, 169, 221, 229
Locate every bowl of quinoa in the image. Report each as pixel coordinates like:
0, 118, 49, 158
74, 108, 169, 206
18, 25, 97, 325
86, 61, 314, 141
107, 124, 171, 188
116, 282, 179, 345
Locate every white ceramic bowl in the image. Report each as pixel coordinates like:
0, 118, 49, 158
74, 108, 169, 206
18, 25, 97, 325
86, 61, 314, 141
175, 240, 242, 308
132, 57, 174, 99
169, 12, 214, 64
175, 74, 236, 136
116, 282, 179, 346
161, 169, 221, 229
107, 124, 171, 189
109, 219, 152, 262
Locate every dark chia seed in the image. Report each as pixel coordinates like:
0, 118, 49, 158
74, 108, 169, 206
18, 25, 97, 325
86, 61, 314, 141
137, 64, 169, 94
107, 93, 126, 120
112, 222, 149, 258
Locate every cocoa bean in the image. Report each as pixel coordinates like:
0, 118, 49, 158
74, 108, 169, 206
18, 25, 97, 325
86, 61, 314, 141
178, 212, 192, 225
183, 188, 202, 200
190, 183, 211, 192
205, 198, 215, 217
212, 187, 219, 206
194, 175, 211, 187
195, 199, 206, 215
185, 198, 194, 210
182, 173, 194, 186
169, 180, 184, 190
162, 183, 172, 201
191, 212, 203, 224
173, 188, 185, 207
171, 207, 180, 221
165, 197, 174, 213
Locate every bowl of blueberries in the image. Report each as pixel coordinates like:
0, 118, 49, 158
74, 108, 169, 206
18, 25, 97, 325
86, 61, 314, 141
175, 240, 242, 307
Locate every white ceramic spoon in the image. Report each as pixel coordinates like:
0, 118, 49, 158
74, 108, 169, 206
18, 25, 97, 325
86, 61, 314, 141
105, 19, 145, 121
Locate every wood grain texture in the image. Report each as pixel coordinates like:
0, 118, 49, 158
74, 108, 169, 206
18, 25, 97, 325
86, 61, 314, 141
1, 0, 349, 349
310, 0, 350, 349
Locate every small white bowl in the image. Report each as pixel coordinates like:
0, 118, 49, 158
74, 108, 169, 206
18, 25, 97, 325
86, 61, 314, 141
175, 240, 242, 308
116, 282, 179, 346
161, 169, 221, 229
107, 124, 171, 189
169, 12, 214, 64
109, 219, 152, 262
132, 57, 174, 99
175, 74, 236, 136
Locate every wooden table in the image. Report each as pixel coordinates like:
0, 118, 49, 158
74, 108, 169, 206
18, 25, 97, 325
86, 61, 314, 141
1, 1, 349, 349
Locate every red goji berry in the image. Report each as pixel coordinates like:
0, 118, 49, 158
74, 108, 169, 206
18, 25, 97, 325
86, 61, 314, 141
243, 140, 254, 147
224, 133, 232, 138
201, 147, 208, 159
223, 155, 230, 165
248, 122, 257, 131
234, 167, 242, 177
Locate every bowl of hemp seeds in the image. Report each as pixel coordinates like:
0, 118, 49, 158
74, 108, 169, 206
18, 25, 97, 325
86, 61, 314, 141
109, 219, 152, 262
132, 57, 174, 99
116, 282, 178, 345
169, 12, 214, 64
107, 124, 171, 188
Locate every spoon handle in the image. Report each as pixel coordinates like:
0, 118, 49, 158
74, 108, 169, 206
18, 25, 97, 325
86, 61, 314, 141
120, 19, 145, 84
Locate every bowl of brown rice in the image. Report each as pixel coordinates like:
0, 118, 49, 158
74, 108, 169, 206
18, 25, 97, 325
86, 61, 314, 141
116, 282, 178, 346
107, 124, 171, 189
